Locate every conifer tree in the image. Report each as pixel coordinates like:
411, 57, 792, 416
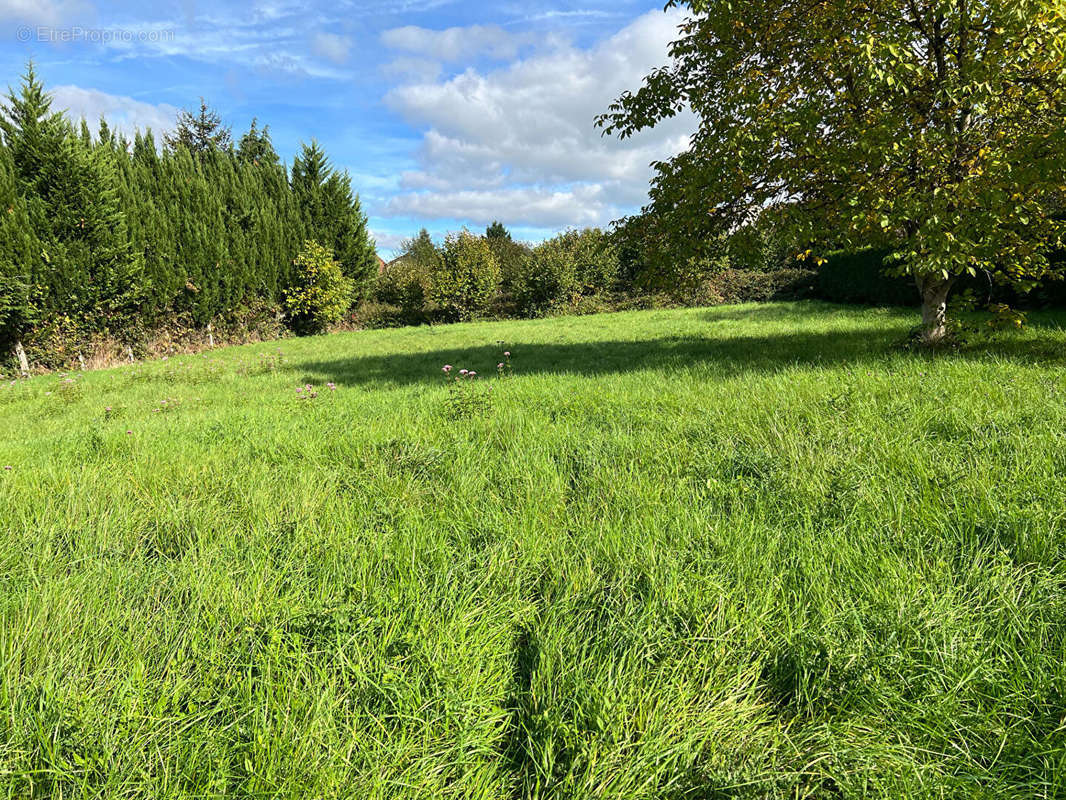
291, 140, 377, 300
164, 98, 232, 156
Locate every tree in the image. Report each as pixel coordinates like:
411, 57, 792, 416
1, 64, 140, 329
599, 0, 1066, 342
291, 141, 378, 299
430, 232, 500, 321
164, 98, 232, 156
284, 240, 353, 335
237, 118, 279, 167
486, 220, 511, 240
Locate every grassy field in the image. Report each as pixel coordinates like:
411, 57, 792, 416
1, 301, 1065, 799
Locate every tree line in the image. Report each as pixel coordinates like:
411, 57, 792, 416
0, 64, 377, 365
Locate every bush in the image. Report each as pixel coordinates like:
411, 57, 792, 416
430, 233, 500, 322
513, 229, 619, 317
706, 268, 817, 304
489, 237, 532, 295
284, 240, 354, 335
374, 256, 433, 324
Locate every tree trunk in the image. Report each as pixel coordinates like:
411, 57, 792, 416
14, 340, 29, 377
917, 274, 954, 345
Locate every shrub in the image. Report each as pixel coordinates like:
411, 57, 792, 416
513, 229, 619, 317
488, 237, 532, 295
284, 240, 354, 335
374, 256, 433, 324
430, 233, 500, 321
706, 268, 817, 304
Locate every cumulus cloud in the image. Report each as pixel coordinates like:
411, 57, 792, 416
310, 31, 351, 64
381, 24, 529, 63
50, 85, 179, 137
380, 9, 695, 230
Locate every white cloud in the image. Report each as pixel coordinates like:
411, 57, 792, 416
381, 24, 529, 63
50, 85, 178, 138
310, 31, 351, 64
0, 0, 91, 25
387, 186, 611, 229
380, 9, 695, 230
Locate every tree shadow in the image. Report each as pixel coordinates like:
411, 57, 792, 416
290, 325, 912, 389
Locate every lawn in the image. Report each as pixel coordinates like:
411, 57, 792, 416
1, 301, 1065, 799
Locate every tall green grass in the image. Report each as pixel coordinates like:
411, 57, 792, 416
1, 301, 1065, 798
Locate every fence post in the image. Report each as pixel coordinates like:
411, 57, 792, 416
14, 340, 29, 378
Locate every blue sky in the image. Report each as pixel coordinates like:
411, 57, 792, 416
0, 0, 692, 256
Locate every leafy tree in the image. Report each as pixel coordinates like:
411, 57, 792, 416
164, 98, 232, 156
430, 232, 500, 321
599, 0, 1066, 342
513, 229, 618, 316
284, 240, 353, 334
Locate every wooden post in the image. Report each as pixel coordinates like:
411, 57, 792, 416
14, 340, 29, 378
207, 323, 215, 349
78, 353, 87, 371
127, 346, 135, 363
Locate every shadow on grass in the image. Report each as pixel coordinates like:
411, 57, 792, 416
291, 325, 909, 389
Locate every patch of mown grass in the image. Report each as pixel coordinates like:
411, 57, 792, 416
0, 301, 1065, 798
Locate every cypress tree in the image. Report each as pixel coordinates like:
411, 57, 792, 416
291, 140, 377, 299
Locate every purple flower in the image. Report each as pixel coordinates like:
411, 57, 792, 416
468, 371, 477, 377
498, 363, 505, 370
126, 430, 133, 435
3, 465, 11, 471
296, 388, 304, 393
105, 406, 112, 412
503, 351, 510, 357
459, 369, 468, 375
443, 365, 453, 373
326, 382, 336, 391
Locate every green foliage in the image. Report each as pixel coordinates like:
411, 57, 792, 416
163, 98, 232, 155
600, 0, 1066, 336
513, 229, 619, 316
430, 232, 500, 321
485, 220, 511, 240
0, 63, 383, 363
707, 268, 817, 305
291, 141, 378, 301
284, 241, 353, 335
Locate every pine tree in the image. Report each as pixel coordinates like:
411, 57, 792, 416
164, 98, 232, 156
486, 221, 511, 240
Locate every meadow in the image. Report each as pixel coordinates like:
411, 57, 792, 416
1, 301, 1065, 799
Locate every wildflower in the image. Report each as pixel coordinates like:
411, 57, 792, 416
326, 382, 336, 391
468, 371, 477, 377
3, 465, 10, 471
443, 365, 453, 373
498, 363, 505, 370
459, 369, 468, 376
126, 430, 133, 435
296, 388, 304, 393
503, 351, 510, 357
